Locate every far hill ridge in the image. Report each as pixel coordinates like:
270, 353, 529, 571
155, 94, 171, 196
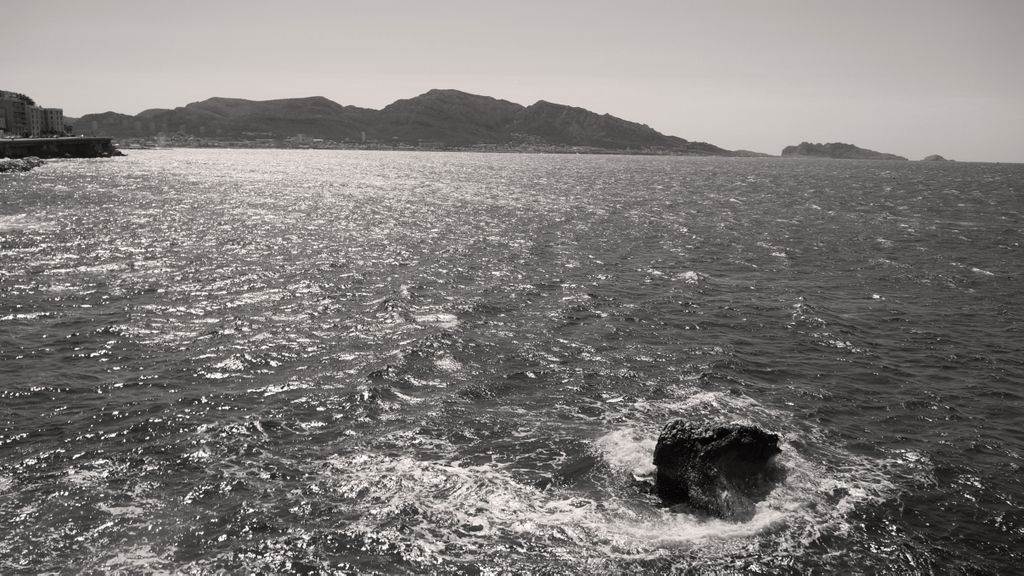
73, 89, 739, 155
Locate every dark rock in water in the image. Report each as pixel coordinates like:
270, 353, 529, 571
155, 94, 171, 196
0, 156, 44, 173
653, 420, 784, 520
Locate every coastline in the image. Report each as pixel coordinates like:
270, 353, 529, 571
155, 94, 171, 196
0, 137, 122, 160
115, 138, 768, 157
0, 157, 44, 173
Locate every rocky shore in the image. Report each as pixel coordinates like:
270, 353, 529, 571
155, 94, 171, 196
0, 157, 44, 173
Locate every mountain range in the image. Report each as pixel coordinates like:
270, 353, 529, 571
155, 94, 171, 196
70, 89, 742, 155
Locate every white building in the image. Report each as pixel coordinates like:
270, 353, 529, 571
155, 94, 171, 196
28, 106, 44, 137
0, 91, 66, 137
43, 108, 64, 136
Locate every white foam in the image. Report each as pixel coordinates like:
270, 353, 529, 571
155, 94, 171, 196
97, 503, 145, 517
212, 356, 246, 371
413, 312, 459, 328
199, 371, 232, 380
251, 380, 314, 397
186, 448, 212, 462
434, 354, 463, 372
674, 271, 703, 284
0, 311, 54, 322
596, 426, 907, 555
405, 375, 449, 388
596, 505, 790, 550
0, 214, 54, 232
99, 545, 173, 574
659, 390, 760, 416
315, 435, 822, 566
76, 263, 125, 274
64, 461, 113, 487
594, 428, 656, 478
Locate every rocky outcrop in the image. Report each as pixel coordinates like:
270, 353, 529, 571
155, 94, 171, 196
0, 157, 43, 173
921, 154, 950, 162
653, 421, 784, 520
781, 141, 907, 161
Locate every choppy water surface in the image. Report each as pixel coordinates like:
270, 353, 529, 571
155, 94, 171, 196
1, 150, 1022, 574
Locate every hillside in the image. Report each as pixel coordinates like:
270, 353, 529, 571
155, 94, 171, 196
73, 89, 736, 155
372, 89, 522, 145
781, 142, 907, 160
74, 97, 375, 141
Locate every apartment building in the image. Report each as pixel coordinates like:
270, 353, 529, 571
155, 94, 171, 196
0, 91, 66, 137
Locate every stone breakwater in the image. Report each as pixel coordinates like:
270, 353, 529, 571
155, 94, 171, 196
0, 137, 122, 160
0, 157, 44, 173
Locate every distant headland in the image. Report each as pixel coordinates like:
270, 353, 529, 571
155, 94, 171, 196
72, 89, 760, 156
781, 142, 908, 161
12, 87, 959, 161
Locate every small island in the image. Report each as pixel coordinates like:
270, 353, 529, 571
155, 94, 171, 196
781, 141, 907, 161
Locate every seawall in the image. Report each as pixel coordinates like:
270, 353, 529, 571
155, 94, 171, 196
0, 137, 122, 159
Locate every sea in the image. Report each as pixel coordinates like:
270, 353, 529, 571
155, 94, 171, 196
1, 149, 1021, 575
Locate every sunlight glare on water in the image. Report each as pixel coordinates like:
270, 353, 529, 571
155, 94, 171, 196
0, 149, 1022, 574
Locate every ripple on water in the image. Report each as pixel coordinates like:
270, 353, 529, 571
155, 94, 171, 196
1, 151, 1021, 573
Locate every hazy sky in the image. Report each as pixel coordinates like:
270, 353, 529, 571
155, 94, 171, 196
4, 0, 1022, 162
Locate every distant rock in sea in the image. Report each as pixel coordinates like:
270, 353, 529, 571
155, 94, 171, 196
921, 154, 951, 162
781, 142, 907, 161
